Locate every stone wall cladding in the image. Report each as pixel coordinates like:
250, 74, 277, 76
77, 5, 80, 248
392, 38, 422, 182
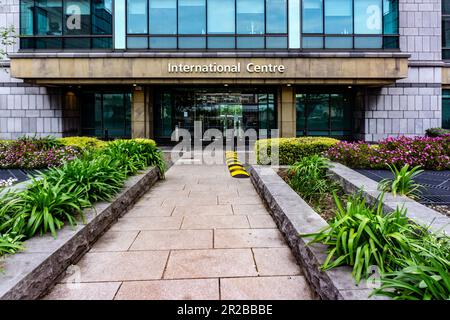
0, 0, 69, 139
357, 0, 442, 141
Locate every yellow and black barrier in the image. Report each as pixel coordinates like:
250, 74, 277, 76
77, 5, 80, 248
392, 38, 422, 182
225, 151, 250, 178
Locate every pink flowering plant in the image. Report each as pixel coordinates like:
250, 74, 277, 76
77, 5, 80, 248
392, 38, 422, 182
0, 139, 80, 169
326, 135, 450, 170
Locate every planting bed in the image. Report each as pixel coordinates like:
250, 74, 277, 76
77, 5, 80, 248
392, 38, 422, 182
250, 165, 384, 300
0, 166, 162, 300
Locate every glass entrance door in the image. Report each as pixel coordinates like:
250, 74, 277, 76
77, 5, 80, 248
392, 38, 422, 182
154, 88, 276, 142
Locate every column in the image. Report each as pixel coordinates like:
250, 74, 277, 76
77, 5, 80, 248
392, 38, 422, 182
280, 86, 296, 138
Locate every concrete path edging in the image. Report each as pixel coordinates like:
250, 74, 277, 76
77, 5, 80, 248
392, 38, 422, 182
249, 165, 386, 300
0, 166, 161, 300
327, 162, 450, 236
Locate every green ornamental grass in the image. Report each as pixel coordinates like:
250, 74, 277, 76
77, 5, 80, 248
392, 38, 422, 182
378, 164, 424, 198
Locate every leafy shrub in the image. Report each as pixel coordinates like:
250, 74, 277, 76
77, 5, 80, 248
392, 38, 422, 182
326, 135, 450, 170
425, 127, 450, 137
256, 137, 339, 165
16, 135, 62, 150
103, 139, 166, 175
378, 165, 424, 198
45, 155, 127, 203
288, 155, 338, 202
57, 136, 107, 152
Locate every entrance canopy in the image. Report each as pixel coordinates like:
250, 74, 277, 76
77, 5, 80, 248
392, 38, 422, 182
9, 52, 409, 86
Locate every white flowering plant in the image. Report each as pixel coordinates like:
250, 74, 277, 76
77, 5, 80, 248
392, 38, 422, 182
0, 177, 18, 188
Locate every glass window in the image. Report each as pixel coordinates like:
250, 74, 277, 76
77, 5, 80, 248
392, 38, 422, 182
266, 36, 288, 48
92, 37, 112, 48
445, 0, 450, 14
208, 0, 235, 34
266, 0, 287, 34
208, 37, 235, 48
178, 37, 206, 48
36, 0, 63, 35
443, 90, 450, 129
302, 0, 323, 33
325, 36, 352, 48
355, 0, 382, 34
127, 37, 148, 48
179, 0, 206, 34
92, 0, 112, 34
296, 92, 353, 137
237, 36, 264, 48
236, 0, 264, 34
302, 36, 323, 48
150, 0, 177, 35
150, 37, 177, 48
114, 0, 126, 48
383, 0, 398, 34
81, 92, 131, 138
127, 0, 148, 34
325, 0, 352, 34
64, 0, 91, 35
288, 0, 301, 48
355, 36, 382, 48
20, 0, 34, 35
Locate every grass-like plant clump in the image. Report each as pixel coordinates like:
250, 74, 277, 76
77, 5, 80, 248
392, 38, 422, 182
302, 192, 450, 300
0, 137, 166, 259
285, 155, 343, 221
378, 164, 424, 198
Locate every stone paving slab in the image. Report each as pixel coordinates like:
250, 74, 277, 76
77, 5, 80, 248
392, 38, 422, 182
59, 251, 170, 282
90, 231, 139, 252
163, 249, 258, 279
125, 205, 174, 217
181, 215, 250, 229
43, 282, 121, 300
172, 204, 234, 216
253, 248, 302, 276
115, 279, 220, 300
110, 217, 183, 231
44, 162, 313, 300
130, 230, 213, 251
220, 276, 313, 300
214, 229, 287, 249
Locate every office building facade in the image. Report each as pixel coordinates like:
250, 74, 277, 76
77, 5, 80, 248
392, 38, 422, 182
0, 0, 448, 142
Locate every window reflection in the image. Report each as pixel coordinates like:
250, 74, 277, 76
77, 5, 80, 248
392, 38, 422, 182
127, 0, 148, 34
20, 0, 113, 49
179, 0, 206, 34
237, 0, 265, 34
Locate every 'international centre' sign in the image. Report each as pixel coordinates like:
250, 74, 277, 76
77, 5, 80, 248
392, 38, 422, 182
168, 63, 286, 74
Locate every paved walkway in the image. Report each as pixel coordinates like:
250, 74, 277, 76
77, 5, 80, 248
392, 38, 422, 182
44, 160, 313, 300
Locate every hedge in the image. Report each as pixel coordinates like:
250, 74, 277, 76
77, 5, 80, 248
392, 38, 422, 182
425, 127, 450, 137
255, 137, 339, 165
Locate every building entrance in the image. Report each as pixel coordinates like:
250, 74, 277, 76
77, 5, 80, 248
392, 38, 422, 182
154, 87, 277, 143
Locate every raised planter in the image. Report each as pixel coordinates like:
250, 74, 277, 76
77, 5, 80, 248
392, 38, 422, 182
249, 165, 386, 300
0, 166, 162, 300
327, 162, 450, 236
